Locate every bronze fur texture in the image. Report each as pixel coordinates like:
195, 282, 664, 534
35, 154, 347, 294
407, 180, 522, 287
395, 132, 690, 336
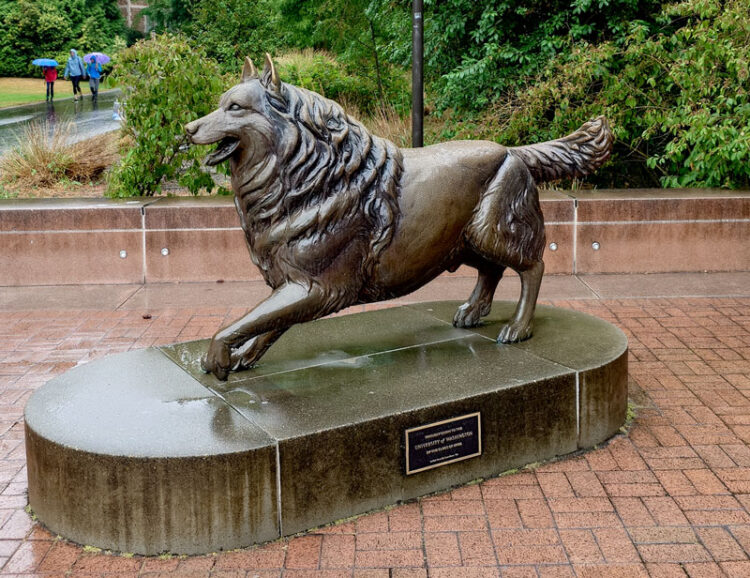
185, 55, 613, 380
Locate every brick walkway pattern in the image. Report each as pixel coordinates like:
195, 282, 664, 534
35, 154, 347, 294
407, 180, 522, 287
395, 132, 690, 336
1, 295, 749, 576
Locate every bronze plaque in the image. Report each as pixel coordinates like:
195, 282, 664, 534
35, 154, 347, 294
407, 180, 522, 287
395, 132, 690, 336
405, 412, 481, 475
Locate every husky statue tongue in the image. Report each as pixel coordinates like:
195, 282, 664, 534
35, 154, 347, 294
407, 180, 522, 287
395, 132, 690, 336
205, 137, 240, 166
185, 53, 613, 381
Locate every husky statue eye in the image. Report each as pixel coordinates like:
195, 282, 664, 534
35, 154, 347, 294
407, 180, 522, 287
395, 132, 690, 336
228, 103, 242, 111
326, 117, 342, 131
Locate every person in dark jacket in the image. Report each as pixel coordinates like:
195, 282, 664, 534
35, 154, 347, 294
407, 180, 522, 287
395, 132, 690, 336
42, 66, 57, 101
63, 49, 85, 101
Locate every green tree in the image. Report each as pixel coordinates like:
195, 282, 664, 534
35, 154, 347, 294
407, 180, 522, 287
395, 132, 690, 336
0, 0, 127, 77
185, 0, 283, 71
107, 34, 227, 197
279, 0, 410, 113
140, 0, 194, 33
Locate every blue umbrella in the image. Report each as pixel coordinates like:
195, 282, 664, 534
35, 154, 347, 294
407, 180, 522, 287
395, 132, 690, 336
32, 58, 58, 67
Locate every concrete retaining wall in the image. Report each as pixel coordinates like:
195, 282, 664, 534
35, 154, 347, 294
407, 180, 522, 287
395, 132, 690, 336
1, 189, 748, 286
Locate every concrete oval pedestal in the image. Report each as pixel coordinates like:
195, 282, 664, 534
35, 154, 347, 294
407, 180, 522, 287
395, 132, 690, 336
25, 301, 627, 555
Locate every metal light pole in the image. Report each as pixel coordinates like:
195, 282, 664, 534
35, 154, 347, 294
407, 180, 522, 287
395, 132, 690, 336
412, 0, 424, 148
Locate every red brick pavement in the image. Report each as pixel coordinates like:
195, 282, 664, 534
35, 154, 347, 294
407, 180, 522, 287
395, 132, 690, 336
0, 295, 749, 576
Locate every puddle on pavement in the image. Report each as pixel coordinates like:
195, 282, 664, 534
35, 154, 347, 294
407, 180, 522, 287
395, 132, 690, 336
0, 90, 122, 153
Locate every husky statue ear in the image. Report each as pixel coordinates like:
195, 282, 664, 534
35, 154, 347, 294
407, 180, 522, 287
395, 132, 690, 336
242, 57, 258, 82
262, 53, 281, 92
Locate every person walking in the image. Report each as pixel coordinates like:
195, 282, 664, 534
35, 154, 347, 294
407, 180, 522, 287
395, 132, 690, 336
86, 55, 103, 102
42, 65, 57, 101
63, 49, 85, 101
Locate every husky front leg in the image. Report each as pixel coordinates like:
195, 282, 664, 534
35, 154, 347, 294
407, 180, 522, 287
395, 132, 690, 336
202, 282, 328, 380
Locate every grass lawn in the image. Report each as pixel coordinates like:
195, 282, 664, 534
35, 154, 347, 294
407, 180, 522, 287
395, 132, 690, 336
0, 77, 116, 108
0, 77, 75, 107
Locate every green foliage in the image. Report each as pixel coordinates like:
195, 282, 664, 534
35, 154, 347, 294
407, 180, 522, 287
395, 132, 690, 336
0, 0, 127, 77
4, 0, 735, 193
184, 0, 283, 73
278, 1, 410, 114
129, 1, 411, 115
419, 0, 662, 110
485, 0, 750, 189
277, 50, 409, 116
107, 34, 227, 197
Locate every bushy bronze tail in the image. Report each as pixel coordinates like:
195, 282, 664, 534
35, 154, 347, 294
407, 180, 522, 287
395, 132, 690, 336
510, 117, 613, 183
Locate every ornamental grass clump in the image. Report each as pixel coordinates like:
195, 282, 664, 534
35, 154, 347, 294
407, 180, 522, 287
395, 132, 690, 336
0, 121, 72, 186
365, 105, 411, 148
0, 121, 117, 187
337, 98, 411, 148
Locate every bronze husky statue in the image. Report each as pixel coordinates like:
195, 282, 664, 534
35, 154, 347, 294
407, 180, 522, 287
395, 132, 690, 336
185, 55, 613, 380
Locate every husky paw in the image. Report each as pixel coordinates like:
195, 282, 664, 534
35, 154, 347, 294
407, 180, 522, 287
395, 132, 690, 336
497, 321, 533, 343
453, 301, 491, 328
202, 338, 231, 381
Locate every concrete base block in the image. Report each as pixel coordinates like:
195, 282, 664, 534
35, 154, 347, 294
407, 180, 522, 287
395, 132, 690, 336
25, 302, 627, 554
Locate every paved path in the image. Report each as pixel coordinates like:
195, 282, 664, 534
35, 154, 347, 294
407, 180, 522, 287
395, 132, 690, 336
0, 273, 749, 576
0, 91, 120, 154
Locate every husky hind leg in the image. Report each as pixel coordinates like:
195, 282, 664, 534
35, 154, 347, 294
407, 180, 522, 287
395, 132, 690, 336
498, 260, 544, 342
463, 153, 545, 342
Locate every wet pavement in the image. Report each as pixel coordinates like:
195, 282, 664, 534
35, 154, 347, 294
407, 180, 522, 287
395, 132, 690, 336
0, 90, 121, 154
0, 272, 749, 576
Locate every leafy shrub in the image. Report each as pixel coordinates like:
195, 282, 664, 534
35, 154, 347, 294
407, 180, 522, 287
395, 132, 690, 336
107, 34, 227, 197
449, 0, 749, 189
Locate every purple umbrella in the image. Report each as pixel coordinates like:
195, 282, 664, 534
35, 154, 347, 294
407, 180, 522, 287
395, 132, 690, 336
83, 52, 110, 65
